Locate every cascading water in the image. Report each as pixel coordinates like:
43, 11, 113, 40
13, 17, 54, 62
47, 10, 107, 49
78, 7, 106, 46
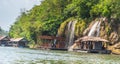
96, 21, 101, 36
68, 18, 104, 51
53, 34, 58, 47
65, 20, 77, 48
88, 21, 101, 37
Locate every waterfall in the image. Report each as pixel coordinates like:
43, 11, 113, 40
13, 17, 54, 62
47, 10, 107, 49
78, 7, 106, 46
65, 20, 77, 48
53, 34, 58, 47
68, 18, 103, 51
96, 21, 101, 37
88, 21, 101, 37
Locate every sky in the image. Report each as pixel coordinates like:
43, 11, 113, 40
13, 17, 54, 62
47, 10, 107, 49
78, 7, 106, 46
0, 0, 41, 31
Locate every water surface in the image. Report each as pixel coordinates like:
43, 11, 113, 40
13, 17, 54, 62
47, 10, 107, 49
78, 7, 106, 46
0, 47, 120, 64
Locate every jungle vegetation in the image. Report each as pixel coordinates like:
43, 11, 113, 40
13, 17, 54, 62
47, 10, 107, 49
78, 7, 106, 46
9, 0, 120, 46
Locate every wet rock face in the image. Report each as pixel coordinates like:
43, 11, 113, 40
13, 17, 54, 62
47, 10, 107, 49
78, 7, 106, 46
109, 32, 119, 44
83, 22, 94, 36
83, 28, 89, 36
83, 17, 120, 45
83, 17, 107, 36
113, 42, 120, 49
108, 19, 120, 45
58, 17, 120, 52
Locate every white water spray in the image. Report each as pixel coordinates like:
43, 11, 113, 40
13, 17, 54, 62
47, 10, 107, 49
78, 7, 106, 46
65, 20, 77, 48
88, 21, 101, 37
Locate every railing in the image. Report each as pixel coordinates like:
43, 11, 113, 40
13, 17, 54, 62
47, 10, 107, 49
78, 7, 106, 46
39, 35, 65, 41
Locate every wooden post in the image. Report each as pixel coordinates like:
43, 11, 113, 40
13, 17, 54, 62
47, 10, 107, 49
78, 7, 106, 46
92, 42, 95, 49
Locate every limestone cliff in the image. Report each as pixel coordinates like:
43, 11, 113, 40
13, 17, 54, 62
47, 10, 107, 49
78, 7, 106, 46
58, 17, 120, 54
83, 17, 120, 54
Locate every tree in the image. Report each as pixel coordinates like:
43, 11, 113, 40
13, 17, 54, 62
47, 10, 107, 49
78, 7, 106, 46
9, 0, 120, 47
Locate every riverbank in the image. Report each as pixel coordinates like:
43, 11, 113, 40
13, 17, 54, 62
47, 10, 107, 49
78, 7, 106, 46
28, 43, 119, 55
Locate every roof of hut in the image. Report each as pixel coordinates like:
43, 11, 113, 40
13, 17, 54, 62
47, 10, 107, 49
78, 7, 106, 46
0, 36, 9, 40
10, 37, 25, 42
75, 36, 109, 43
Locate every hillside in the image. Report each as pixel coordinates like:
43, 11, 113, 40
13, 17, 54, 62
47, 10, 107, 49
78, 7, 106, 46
9, 0, 120, 53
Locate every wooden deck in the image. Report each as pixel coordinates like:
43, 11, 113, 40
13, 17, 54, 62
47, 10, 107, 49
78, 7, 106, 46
88, 49, 111, 54
50, 48, 67, 51
73, 49, 111, 54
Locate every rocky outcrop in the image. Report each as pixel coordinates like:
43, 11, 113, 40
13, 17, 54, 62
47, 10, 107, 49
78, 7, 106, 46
109, 32, 119, 44
59, 17, 120, 54
83, 17, 120, 54
108, 43, 120, 54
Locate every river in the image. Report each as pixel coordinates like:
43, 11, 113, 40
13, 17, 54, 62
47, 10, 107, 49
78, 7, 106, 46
0, 47, 120, 64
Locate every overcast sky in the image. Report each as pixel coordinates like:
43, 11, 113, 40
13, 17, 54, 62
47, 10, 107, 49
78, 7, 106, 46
0, 0, 41, 31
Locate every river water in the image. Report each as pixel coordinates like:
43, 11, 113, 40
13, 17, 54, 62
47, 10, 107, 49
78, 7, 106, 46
0, 47, 120, 64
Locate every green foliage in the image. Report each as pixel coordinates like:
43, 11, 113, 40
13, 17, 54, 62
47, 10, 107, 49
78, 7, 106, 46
90, 0, 120, 18
105, 24, 111, 35
64, 0, 99, 18
75, 19, 86, 37
9, 0, 120, 46
9, 0, 70, 45
58, 17, 86, 37
58, 17, 75, 36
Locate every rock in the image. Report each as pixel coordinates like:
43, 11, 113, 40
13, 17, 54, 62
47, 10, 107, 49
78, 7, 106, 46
83, 28, 90, 36
68, 43, 77, 51
109, 32, 119, 44
113, 42, 120, 49
108, 43, 120, 54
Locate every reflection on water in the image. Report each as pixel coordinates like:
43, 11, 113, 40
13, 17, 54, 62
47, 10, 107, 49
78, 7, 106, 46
0, 47, 120, 64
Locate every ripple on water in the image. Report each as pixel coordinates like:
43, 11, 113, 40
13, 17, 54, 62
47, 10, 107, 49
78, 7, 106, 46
0, 47, 120, 64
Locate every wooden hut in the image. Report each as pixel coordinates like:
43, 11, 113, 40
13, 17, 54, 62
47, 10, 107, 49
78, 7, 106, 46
10, 37, 28, 47
74, 36, 111, 53
39, 35, 65, 49
0, 36, 10, 46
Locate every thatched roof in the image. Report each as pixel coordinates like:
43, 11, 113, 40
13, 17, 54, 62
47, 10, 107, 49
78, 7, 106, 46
75, 36, 109, 43
10, 37, 25, 42
0, 36, 9, 40
0, 36, 6, 40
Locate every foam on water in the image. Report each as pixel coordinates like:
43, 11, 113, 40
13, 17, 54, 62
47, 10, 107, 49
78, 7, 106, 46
0, 47, 119, 64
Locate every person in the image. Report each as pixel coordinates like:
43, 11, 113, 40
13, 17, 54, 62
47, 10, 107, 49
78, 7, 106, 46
52, 43, 56, 48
